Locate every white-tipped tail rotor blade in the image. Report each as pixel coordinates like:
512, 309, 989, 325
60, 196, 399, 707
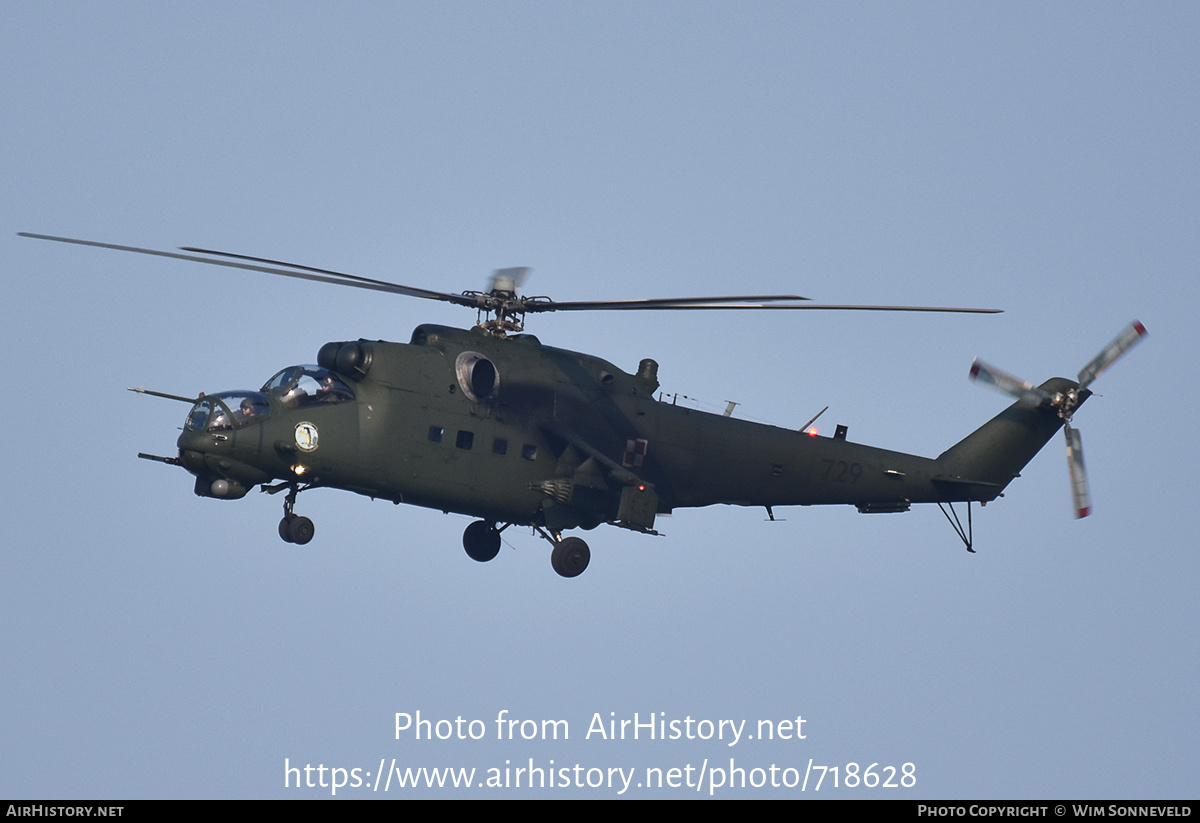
1064, 425, 1091, 518
969, 359, 1056, 405
1077, 320, 1147, 390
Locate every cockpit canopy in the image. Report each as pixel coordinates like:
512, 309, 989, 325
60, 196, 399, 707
183, 366, 354, 432
262, 365, 354, 408
185, 391, 270, 431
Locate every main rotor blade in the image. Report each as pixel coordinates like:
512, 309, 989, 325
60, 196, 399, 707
178, 244, 475, 303
533, 300, 1000, 313
1064, 424, 1091, 518
19, 233, 478, 308
22, 233, 1001, 319
969, 358, 1056, 405
1077, 320, 1147, 390
527, 294, 808, 311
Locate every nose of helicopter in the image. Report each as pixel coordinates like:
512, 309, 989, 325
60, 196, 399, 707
176, 432, 256, 500
176, 392, 274, 499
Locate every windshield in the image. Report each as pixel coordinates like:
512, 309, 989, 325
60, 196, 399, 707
184, 391, 270, 432
262, 365, 354, 407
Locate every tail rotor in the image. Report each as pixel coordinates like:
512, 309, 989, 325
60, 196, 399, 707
1077, 320, 1148, 390
1064, 423, 1090, 518
969, 321, 1147, 518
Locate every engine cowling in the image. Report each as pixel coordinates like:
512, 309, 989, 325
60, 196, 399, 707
317, 340, 373, 380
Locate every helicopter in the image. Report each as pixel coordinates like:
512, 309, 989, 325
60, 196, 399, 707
21, 233, 1146, 577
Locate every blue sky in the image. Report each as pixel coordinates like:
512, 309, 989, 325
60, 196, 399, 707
3, 2, 1196, 798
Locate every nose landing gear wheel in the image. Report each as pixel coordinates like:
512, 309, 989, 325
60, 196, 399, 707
277, 483, 314, 545
551, 537, 590, 578
462, 520, 501, 562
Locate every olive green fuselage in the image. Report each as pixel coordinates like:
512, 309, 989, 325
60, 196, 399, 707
177, 324, 1071, 533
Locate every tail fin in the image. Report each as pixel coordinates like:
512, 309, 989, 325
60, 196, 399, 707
935, 377, 1084, 499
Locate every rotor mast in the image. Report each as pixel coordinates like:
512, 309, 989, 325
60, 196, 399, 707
465, 267, 536, 336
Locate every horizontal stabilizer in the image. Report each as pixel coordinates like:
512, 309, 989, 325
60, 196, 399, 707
932, 475, 1004, 501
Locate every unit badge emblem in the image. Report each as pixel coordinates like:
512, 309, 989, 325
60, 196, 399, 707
295, 422, 319, 452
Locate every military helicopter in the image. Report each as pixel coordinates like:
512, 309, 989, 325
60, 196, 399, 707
21, 233, 1146, 577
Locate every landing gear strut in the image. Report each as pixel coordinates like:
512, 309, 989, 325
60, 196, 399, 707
278, 485, 314, 545
462, 520, 502, 562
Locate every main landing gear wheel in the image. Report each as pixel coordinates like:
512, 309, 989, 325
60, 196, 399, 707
551, 536, 590, 578
462, 520, 501, 562
279, 514, 315, 545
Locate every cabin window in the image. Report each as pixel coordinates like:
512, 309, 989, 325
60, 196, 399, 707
493, 438, 508, 455
456, 430, 474, 450
522, 444, 538, 461
428, 426, 443, 443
